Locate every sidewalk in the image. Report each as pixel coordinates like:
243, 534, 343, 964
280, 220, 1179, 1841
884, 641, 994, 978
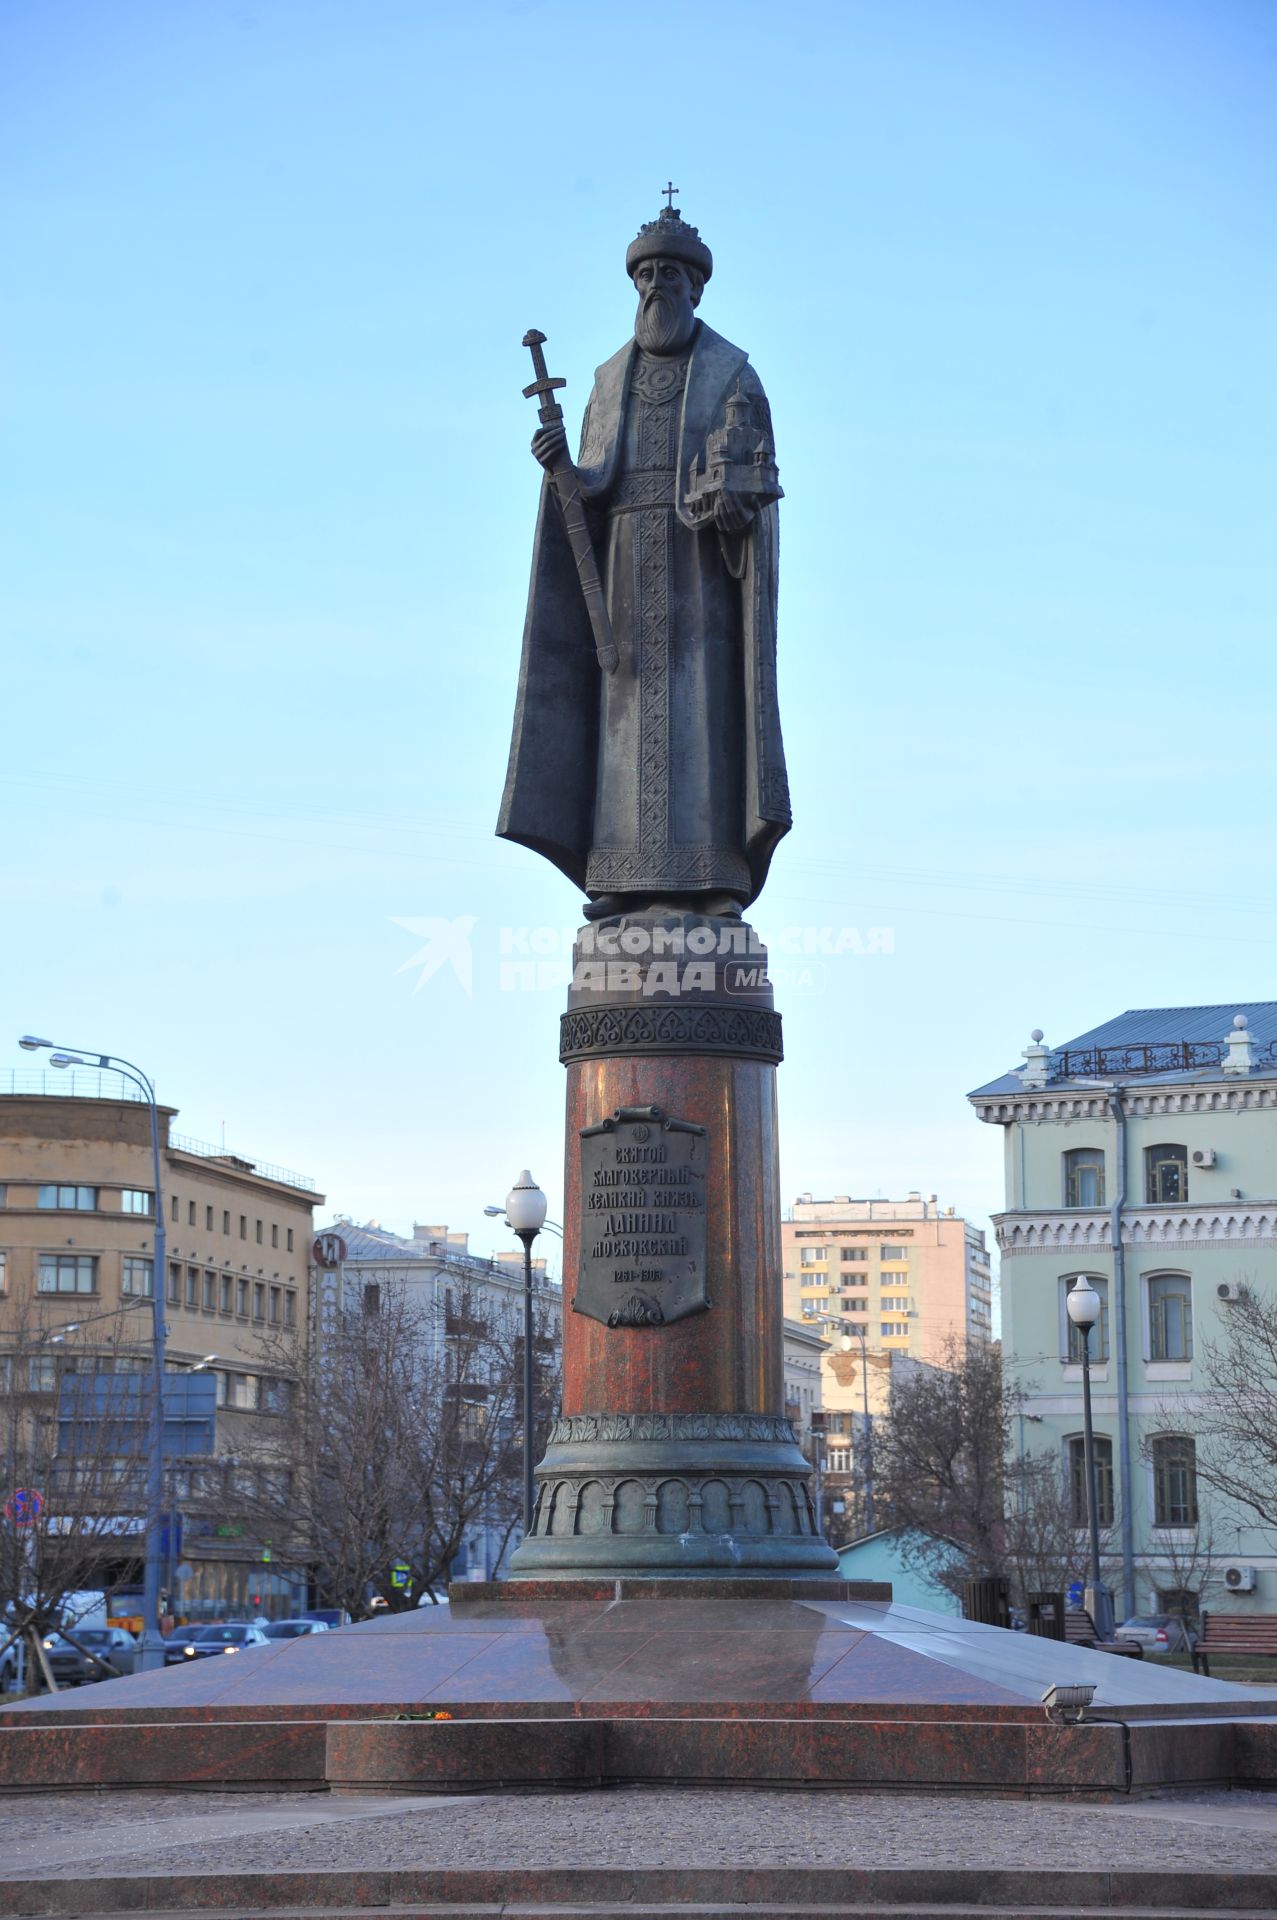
2, 1785, 1276, 1881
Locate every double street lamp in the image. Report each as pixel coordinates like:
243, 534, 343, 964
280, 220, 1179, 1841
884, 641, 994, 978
1065, 1275, 1116, 1640
19, 1036, 170, 1672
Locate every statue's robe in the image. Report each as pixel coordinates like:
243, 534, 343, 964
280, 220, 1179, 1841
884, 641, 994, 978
498, 321, 790, 908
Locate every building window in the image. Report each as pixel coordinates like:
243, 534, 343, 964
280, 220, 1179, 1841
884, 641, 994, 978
203, 1272, 217, 1312
1067, 1433, 1115, 1528
880, 1245, 909, 1260
1152, 1434, 1199, 1527
286, 1228, 294, 1252
185, 1268, 200, 1309
1063, 1275, 1109, 1363
1145, 1144, 1188, 1205
28, 1354, 57, 1391
37, 1253, 96, 1294
284, 1290, 297, 1329
269, 1285, 281, 1325
236, 1279, 249, 1316
220, 1275, 234, 1314
840, 1247, 867, 1262
206, 1205, 214, 1231
271, 1224, 279, 1249
167, 1262, 181, 1305
223, 1210, 230, 1235
121, 1189, 153, 1216
37, 1185, 97, 1211
800, 1247, 827, 1265
171, 1194, 179, 1221
1063, 1149, 1105, 1208
253, 1282, 265, 1321
239, 1216, 247, 1240
227, 1371, 258, 1410
256, 1220, 263, 1245
122, 1257, 154, 1297
188, 1200, 196, 1226
1147, 1272, 1193, 1362
261, 1376, 291, 1414
881, 1320, 909, 1338
0, 1250, 6, 1293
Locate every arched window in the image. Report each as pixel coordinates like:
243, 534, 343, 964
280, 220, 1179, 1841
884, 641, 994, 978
1066, 1433, 1114, 1527
1062, 1274, 1109, 1363
1145, 1143, 1188, 1205
1151, 1434, 1198, 1527
1146, 1272, 1193, 1362
1063, 1148, 1106, 1208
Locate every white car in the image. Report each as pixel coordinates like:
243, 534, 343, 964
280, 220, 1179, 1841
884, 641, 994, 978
1114, 1614, 1196, 1657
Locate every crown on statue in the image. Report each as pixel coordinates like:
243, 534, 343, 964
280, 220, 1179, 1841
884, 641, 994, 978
626, 205, 713, 285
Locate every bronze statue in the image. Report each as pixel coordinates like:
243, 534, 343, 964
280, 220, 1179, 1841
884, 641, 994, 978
498, 199, 790, 920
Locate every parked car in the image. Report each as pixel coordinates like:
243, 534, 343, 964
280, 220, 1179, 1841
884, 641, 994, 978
261, 1618, 329, 1639
41, 1626, 138, 1686
1114, 1614, 1197, 1657
301, 1608, 350, 1630
164, 1623, 269, 1664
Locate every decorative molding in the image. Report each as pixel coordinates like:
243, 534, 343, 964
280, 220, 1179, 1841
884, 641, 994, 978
996, 1204, 1277, 1255
560, 1004, 783, 1065
547, 1412, 798, 1445
973, 1081, 1277, 1126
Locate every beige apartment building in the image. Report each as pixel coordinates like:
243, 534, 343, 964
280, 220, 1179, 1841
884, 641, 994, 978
0, 1081, 322, 1621
781, 1193, 993, 1544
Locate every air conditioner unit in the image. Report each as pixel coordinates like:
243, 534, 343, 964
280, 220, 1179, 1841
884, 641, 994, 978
1218, 1282, 1250, 1303
1192, 1148, 1217, 1167
1224, 1564, 1257, 1592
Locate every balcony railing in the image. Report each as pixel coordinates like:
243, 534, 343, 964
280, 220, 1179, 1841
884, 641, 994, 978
1054, 1040, 1277, 1081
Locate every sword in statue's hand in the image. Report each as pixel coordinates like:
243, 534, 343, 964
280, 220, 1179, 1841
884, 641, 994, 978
522, 329, 618, 674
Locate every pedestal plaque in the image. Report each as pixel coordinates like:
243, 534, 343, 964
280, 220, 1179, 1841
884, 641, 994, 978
577, 1106, 708, 1328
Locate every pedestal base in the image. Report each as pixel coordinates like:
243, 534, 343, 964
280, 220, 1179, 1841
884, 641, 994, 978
508, 1413, 839, 1579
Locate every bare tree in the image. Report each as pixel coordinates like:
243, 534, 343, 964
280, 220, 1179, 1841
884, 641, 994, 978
873, 1338, 1010, 1601
1182, 1284, 1277, 1544
240, 1278, 559, 1615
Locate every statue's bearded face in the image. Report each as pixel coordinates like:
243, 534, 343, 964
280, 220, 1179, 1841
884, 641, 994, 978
632, 256, 699, 354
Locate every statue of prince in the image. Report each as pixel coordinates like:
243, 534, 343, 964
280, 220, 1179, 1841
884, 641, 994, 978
498, 197, 790, 921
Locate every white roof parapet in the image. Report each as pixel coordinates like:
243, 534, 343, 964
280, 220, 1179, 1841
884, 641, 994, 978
1017, 1029, 1051, 1089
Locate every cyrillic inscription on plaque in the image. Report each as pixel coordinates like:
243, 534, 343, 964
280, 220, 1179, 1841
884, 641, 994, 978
575, 1104, 708, 1328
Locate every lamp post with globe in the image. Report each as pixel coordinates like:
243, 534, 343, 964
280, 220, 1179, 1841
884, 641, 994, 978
502, 1171, 548, 1537
1065, 1275, 1115, 1639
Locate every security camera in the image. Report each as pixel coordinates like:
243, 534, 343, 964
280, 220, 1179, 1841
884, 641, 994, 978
1041, 1682, 1096, 1726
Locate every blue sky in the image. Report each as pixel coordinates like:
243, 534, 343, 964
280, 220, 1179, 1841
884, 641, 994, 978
3, 0, 1274, 1287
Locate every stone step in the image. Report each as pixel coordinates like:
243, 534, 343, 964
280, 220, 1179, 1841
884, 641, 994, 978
4, 1876, 1277, 1917
29, 1906, 1277, 1920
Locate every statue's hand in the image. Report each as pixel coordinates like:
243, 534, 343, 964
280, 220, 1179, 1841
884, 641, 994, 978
531, 423, 569, 470
713, 489, 753, 535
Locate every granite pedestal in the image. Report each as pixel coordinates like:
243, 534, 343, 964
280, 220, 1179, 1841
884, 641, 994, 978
510, 914, 837, 1579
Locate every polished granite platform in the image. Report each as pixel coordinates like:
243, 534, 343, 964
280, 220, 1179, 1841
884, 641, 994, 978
3, 1584, 1275, 1795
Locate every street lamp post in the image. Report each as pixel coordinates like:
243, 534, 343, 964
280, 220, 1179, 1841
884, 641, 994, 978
1065, 1275, 1116, 1640
19, 1037, 170, 1671
840, 1328, 875, 1536
503, 1171, 548, 1540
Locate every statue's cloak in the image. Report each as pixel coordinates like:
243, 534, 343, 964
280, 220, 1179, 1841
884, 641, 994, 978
497, 321, 790, 906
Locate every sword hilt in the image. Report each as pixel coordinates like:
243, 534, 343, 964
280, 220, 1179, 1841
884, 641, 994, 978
522, 327, 567, 425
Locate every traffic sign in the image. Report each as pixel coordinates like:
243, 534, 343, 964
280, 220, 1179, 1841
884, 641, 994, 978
390, 1560, 412, 1590
4, 1489, 42, 1527
1067, 1580, 1084, 1608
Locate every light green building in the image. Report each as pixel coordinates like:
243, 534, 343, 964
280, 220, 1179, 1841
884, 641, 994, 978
971, 1002, 1277, 1620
